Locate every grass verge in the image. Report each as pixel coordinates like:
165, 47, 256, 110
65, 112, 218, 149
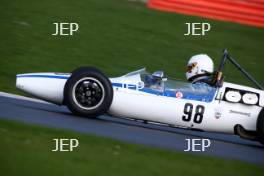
0, 119, 263, 176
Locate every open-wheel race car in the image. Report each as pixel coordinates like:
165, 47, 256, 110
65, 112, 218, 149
16, 50, 264, 145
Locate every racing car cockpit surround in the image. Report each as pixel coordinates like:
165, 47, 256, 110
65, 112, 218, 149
139, 69, 216, 102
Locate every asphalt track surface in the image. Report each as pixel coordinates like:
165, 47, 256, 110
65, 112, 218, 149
0, 92, 264, 165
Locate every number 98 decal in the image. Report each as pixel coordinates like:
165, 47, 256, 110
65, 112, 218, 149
182, 103, 205, 124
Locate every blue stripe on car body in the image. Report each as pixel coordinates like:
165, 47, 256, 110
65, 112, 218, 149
16, 75, 70, 79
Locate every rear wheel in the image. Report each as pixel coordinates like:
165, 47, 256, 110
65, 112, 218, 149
257, 108, 264, 145
64, 67, 113, 118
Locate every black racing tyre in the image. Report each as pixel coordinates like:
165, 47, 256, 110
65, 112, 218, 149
257, 108, 264, 145
64, 67, 113, 118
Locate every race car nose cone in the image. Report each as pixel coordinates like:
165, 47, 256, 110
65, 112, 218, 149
16, 73, 69, 105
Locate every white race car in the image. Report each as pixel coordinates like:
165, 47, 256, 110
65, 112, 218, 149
16, 50, 264, 145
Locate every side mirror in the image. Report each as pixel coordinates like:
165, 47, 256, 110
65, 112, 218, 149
152, 71, 168, 82
152, 71, 164, 78
162, 77, 168, 81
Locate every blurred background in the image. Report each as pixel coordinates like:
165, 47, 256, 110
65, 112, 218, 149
0, 0, 263, 94
0, 0, 264, 175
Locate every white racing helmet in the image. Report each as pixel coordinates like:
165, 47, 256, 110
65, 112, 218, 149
186, 54, 214, 81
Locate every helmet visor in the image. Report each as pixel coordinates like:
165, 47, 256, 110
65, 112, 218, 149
187, 62, 197, 73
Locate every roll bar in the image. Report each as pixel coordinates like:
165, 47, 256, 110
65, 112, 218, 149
214, 49, 263, 90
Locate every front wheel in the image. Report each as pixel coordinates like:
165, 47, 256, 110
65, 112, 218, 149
64, 67, 113, 118
257, 108, 264, 145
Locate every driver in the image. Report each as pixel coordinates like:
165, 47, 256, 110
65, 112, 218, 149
186, 54, 214, 85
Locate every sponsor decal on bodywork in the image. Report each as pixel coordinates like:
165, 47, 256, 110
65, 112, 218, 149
176, 91, 183, 99
214, 108, 223, 119
229, 110, 251, 117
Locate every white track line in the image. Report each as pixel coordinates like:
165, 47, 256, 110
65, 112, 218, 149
0, 92, 52, 105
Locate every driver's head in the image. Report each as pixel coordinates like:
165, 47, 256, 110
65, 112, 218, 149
186, 54, 214, 82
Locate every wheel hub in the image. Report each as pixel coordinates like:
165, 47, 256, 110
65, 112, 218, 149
73, 78, 105, 110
